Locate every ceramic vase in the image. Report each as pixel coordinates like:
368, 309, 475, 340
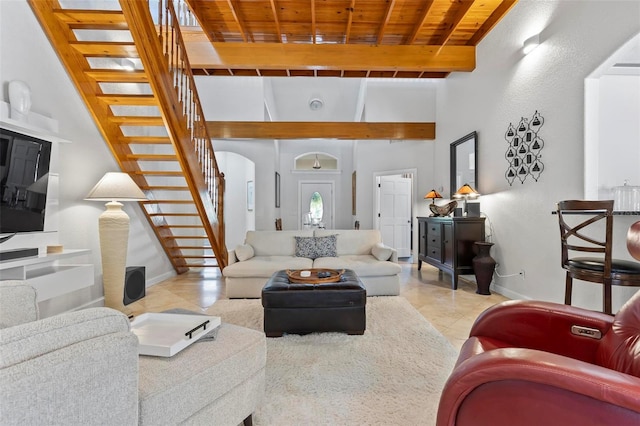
473, 242, 496, 295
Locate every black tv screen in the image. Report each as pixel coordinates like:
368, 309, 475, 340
0, 128, 52, 235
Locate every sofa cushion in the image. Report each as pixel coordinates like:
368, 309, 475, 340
138, 323, 266, 425
315, 234, 337, 258
235, 244, 254, 262
294, 236, 317, 258
223, 256, 314, 278
246, 230, 313, 256
315, 229, 382, 256
313, 255, 402, 277
371, 242, 393, 261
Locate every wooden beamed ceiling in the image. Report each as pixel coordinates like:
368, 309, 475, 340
184, 0, 518, 78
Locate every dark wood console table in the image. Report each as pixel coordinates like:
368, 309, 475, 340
417, 216, 486, 289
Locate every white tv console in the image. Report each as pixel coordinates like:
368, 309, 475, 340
0, 249, 94, 301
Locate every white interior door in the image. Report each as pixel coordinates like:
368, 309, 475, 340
378, 176, 412, 257
299, 182, 334, 229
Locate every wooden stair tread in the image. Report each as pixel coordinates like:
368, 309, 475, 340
85, 69, 148, 82
147, 213, 199, 217
133, 170, 183, 176
157, 225, 204, 228
140, 186, 189, 190
98, 94, 158, 106
53, 9, 127, 26
109, 116, 164, 125
142, 200, 195, 204
170, 246, 213, 250
120, 136, 171, 144
185, 263, 220, 268
69, 41, 139, 57
126, 154, 177, 161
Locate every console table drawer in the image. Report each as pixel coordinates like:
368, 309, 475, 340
427, 247, 441, 261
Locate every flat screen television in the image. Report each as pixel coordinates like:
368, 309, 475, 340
0, 128, 52, 235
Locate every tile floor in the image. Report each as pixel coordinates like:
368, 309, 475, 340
127, 260, 509, 350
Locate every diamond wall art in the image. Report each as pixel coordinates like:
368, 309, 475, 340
504, 110, 545, 185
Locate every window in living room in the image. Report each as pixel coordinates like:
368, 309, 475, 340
309, 191, 323, 225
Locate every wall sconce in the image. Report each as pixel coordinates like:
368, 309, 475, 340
424, 189, 443, 205
523, 34, 540, 55
453, 183, 479, 216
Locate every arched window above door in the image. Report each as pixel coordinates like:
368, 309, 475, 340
294, 152, 338, 171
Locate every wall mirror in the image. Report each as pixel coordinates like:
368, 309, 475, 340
450, 131, 478, 197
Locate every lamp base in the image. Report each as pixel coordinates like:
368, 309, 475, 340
99, 201, 130, 314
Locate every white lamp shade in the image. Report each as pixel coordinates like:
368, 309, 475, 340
85, 172, 146, 201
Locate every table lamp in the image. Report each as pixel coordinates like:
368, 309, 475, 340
453, 183, 479, 216
424, 189, 443, 205
85, 172, 146, 313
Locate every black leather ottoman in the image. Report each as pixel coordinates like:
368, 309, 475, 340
261, 269, 366, 337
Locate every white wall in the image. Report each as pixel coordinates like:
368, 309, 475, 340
0, 1, 174, 316
216, 151, 255, 249
433, 0, 640, 311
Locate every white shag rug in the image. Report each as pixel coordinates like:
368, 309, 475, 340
206, 296, 458, 425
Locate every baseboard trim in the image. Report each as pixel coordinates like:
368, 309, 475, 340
491, 284, 530, 301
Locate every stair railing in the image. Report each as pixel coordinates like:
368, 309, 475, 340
120, 0, 226, 267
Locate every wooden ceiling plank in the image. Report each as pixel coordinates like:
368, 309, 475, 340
268, 0, 283, 42
206, 121, 436, 140
186, 42, 475, 72
467, 0, 518, 46
438, 0, 475, 47
377, 0, 396, 45
345, 0, 355, 43
407, 0, 435, 44
226, 0, 249, 42
311, 0, 316, 44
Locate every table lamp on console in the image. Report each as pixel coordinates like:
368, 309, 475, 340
85, 172, 146, 313
453, 183, 480, 216
424, 189, 443, 205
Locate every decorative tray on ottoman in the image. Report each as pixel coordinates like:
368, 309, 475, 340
286, 268, 345, 284
130, 313, 221, 357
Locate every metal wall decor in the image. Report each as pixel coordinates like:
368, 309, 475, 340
504, 110, 545, 185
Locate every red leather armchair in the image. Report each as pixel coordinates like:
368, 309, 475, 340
437, 290, 640, 426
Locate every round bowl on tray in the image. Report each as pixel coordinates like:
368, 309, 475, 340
286, 268, 345, 284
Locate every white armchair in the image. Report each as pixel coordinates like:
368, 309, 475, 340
0, 281, 266, 426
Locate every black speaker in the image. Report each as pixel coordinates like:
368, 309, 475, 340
123, 266, 145, 305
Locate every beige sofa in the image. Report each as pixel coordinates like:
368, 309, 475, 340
223, 229, 402, 298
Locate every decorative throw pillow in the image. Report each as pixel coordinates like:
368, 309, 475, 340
235, 244, 254, 262
314, 234, 337, 258
371, 242, 393, 261
295, 236, 317, 259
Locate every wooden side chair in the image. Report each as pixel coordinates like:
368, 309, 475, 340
557, 200, 640, 314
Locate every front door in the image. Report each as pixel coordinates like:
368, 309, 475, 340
299, 182, 334, 230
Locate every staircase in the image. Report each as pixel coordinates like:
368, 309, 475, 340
28, 0, 227, 272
